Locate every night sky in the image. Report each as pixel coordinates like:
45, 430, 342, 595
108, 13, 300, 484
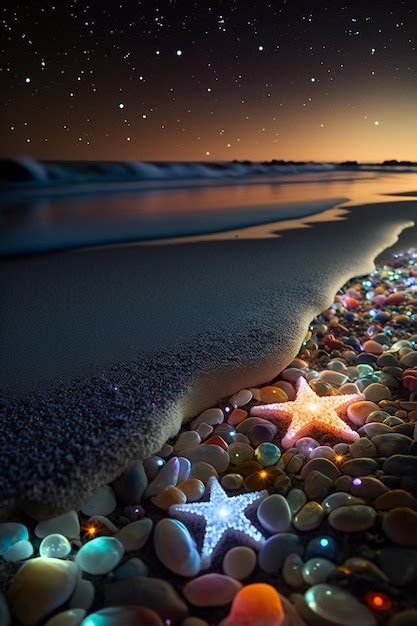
1, 1, 417, 162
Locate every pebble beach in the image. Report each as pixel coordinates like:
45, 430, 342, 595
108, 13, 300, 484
2, 249, 417, 626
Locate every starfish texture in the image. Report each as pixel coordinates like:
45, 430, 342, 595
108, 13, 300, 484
169, 477, 266, 567
251, 376, 363, 448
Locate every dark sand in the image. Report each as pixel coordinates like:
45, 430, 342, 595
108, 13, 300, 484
1, 197, 416, 517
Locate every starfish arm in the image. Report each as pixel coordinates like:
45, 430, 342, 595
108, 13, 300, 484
250, 402, 291, 418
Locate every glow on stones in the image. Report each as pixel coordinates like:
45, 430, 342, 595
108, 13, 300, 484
352, 478, 362, 486
221, 583, 285, 626
251, 376, 363, 448
169, 477, 266, 568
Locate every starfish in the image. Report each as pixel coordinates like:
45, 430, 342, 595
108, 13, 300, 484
251, 376, 363, 448
169, 477, 267, 568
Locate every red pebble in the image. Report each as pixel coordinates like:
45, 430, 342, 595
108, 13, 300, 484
205, 435, 229, 450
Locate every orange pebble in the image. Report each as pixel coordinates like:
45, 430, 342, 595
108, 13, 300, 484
221, 583, 285, 626
228, 408, 248, 426
259, 386, 288, 403
204, 435, 229, 450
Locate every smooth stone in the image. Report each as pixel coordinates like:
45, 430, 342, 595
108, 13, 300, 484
81, 607, 164, 626
190, 462, 218, 483
372, 433, 412, 456
349, 438, 377, 458
183, 574, 242, 606
364, 383, 392, 402
228, 442, 254, 465
274, 379, 297, 400
281, 368, 305, 382
383, 454, 417, 475
0, 593, 10, 626
175, 431, 202, 452
388, 610, 417, 626
304, 584, 376, 626
255, 442, 281, 466
378, 546, 417, 586
257, 494, 292, 533
296, 437, 320, 456
287, 488, 307, 515
363, 340, 384, 355
309, 446, 336, 461
258, 533, 303, 573
221, 473, 243, 490
293, 502, 325, 531
334, 442, 350, 455
115, 557, 149, 580
347, 401, 380, 426
223, 546, 256, 580
286, 454, 305, 474
304, 471, 333, 501
158, 443, 173, 458
350, 478, 388, 502
343, 557, 387, 581
191, 408, 224, 429
259, 385, 288, 403
7, 558, 78, 626
86, 515, 118, 533
152, 486, 187, 510
328, 505, 376, 532
76, 537, 124, 575
45, 609, 86, 626
338, 383, 361, 395
103, 576, 188, 622
230, 389, 253, 407
400, 351, 417, 368
69, 580, 95, 611
0, 522, 29, 556
144, 457, 180, 498
143, 456, 165, 479
382, 507, 417, 546
177, 457, 192, 483
154, 518, 201, 576
182, 445, 230, 473
362, 422, 393, 436
334, 475, 352, 492
374, 489, 417, 510
115, 518, 153, 551
178, 478, 205, 501
3, 539, 33, 562
111, 464, 148, 505
283, 553, 304, 588
35, 511, 80, 539
340, 457, 378, 476
228, 408, 248, 426
322, 492, 364, 513
39, 534, 71, 559
319, 370, 349, 386
302, 558, 336, 585
81, 486, 117, 517
301, 458, 341, 481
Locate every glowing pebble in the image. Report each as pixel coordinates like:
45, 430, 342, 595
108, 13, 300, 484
0, 523, 29, 556
80, 606, 164, 626
76, 537, 124, 575
40, 534, 71, 559
220, 583, 285, 626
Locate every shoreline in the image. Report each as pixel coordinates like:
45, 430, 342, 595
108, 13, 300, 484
1, 195, 416, 515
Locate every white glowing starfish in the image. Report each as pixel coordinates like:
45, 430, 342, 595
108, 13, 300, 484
251, 376, 363, 448
169, 477, 267, 568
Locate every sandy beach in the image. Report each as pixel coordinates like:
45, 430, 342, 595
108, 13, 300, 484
1, 178, 417, 517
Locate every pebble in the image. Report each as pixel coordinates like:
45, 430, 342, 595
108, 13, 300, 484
293, 502, 325, 531
382, 507, 417, 547
175, 431, 202, 452
230, 389, 253, 407
178, 457, 192, 482
340, 457, 378, 476
183, 574, 242, 606
304, 584, 376, 626
191, 408, 224, 429
305, 536, 338, 561
154, 518, 201, 577
69, 580, 95, 612
282, 553, 304, 588
45, 609, 86, 626
228, 442, 254, 464
257, 494, 292, 533
103, 576, 188, 622
178, 478, 205, 501
76, 537, 124, 575
349, 438, 377, 458
371, 433, 412, 456
302, 558, 336, 585
400, 351, 417, 368
248, 423, 277, 446
304, 470, 333, 501
223, 546, 256, 580
0, 522, 29, 555
383, 454, 417, 475
258, 533, 303, 573
144, 457, 180, 498
7, 558, 79, 625
347, 401, 380, 426
80, 607, 164, 626
196, 423, 213, 439
328, 504, 376, 532
115, 557, 149, 580
182, 445, 230, 473
115, 518, 153, 551
111, 464, 148, 505
301, 458, 341, 481
286, 453, 305, 474
364, 382, 392, 403
296, 437, 320, 456
39, 534, 71, 559
259, 385, 288, 403
255, 442, 281, 466
221, 473, 243, 490
81, 486, 117, 517
151, 486, 187, 510
363, 340, 384, 355
309, 446, 336, 461
319, 370, 349, 386
143, 456, 165, 480
190, 462, 218, 483
374, 489, 417, 510
322, 492, 364, 513
362, 421, 393, 436
287, 488, 307, 515
3, 539, 34, 562
35, 511, 80, 539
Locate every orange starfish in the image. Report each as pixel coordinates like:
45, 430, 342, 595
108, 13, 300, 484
251, 376, 363, 448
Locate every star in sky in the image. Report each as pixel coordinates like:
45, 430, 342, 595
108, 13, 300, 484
169, 477, 267, 568
251, 376, 363, 448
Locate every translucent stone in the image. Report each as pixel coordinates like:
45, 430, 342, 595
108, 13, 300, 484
254, 443, 281, 467
76, 537, 124, 575
302, 558, 336, 584
40, 534, 72, 559
3, 540, 34, 562
0, 523, 29, 556
305, 584, 376, 626
45, 608, 86, 626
